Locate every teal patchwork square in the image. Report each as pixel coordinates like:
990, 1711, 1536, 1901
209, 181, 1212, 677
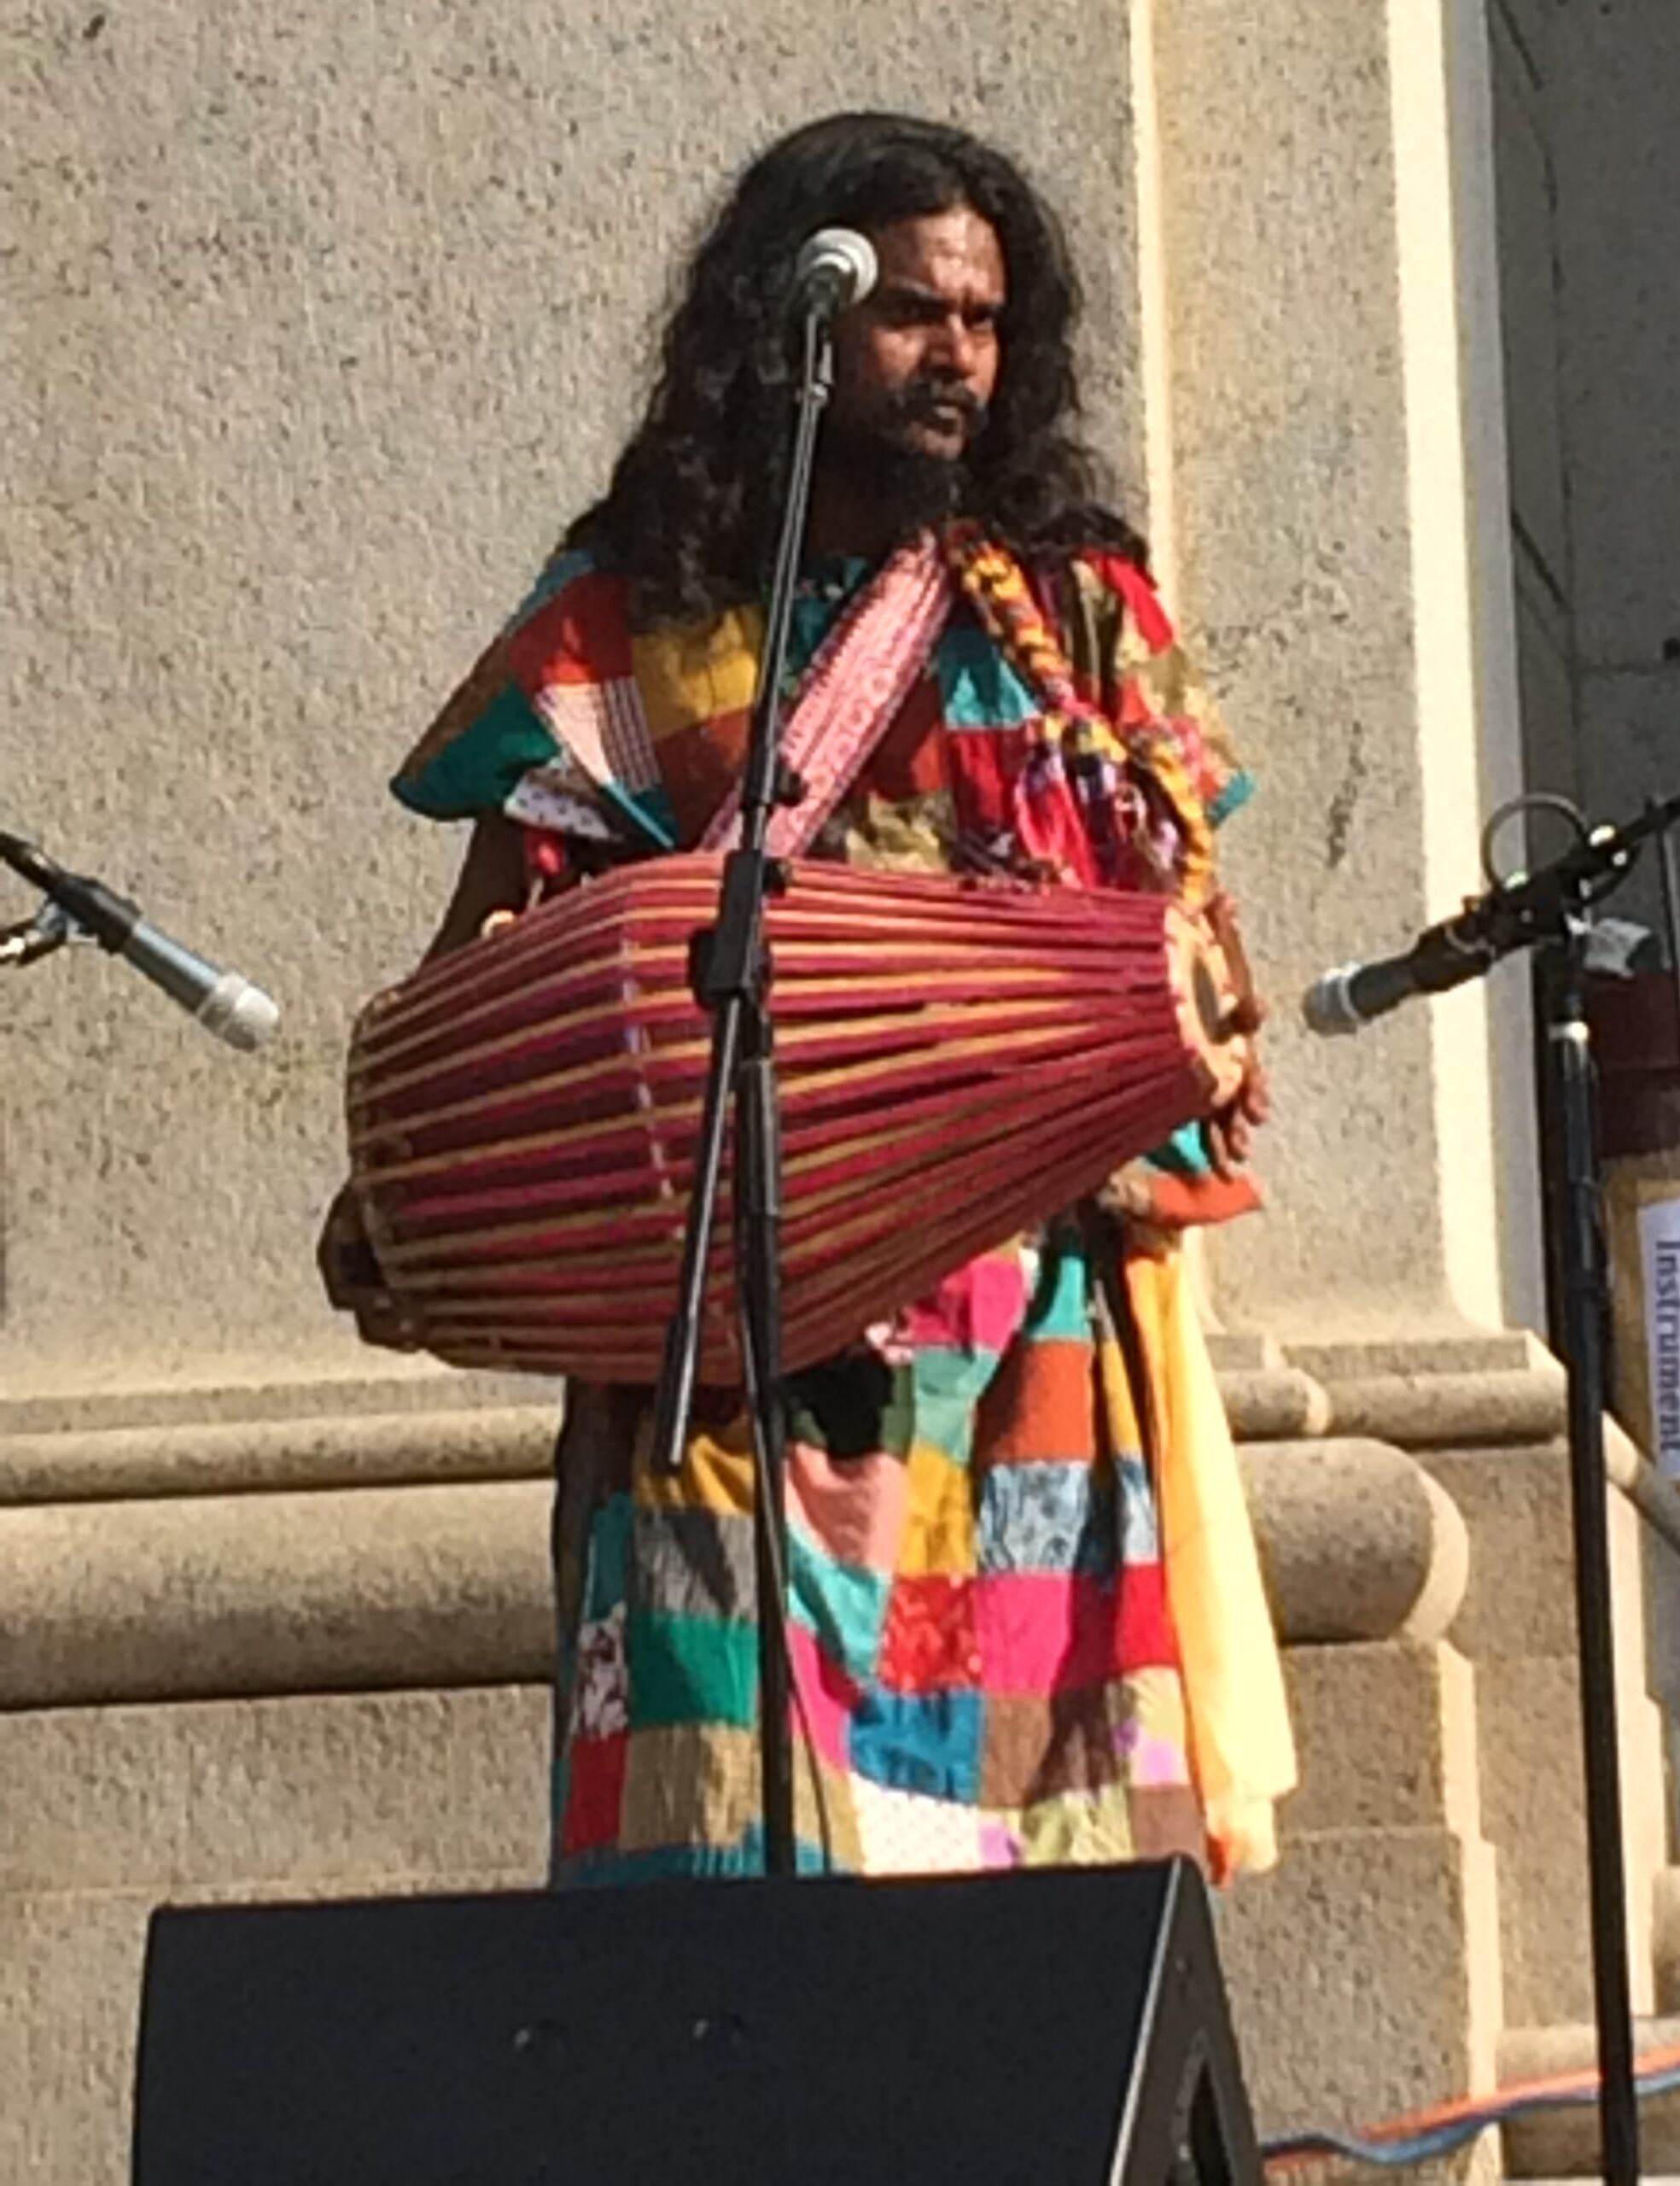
627, 1610, 757, 1731
936, 625, 1040, 729
584, 1493, 634, 1621
789, 1523, 892, 1682
1023, 1236, 1092, 1341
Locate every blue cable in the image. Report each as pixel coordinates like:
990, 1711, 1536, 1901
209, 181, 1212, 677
1263, 2058, 1680, 2171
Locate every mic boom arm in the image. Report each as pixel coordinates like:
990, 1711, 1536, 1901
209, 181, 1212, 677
1303, 787, 1680, 1035
0, 826, 279, 1049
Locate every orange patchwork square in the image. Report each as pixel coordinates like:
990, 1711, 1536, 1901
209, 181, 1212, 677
974, 1338, 1095, 1464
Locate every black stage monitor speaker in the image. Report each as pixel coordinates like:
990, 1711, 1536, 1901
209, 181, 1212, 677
132, 1859, 1260, 2185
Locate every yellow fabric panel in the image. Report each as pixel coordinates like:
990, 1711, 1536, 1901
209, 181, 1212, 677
1095, 1322, 1145, 1454
631, 607, 765, 739
830, 792, 954, 876
795, 1756, 866, 1873
1126, 1663, 1191, 1755
634, 1423, 754, 1517
897, 1440, 977, 1576
1126, 1248, 1298, 1879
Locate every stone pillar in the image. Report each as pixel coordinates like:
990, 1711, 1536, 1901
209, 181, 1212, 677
1135, 0, 1544, 1338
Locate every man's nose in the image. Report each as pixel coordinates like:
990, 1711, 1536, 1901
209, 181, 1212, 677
925, 314, 981, 381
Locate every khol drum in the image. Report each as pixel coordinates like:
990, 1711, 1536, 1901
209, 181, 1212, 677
347, 856, 1244, 1384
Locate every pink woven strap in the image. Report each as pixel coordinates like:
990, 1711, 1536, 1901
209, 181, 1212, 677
701, 535, 955, 856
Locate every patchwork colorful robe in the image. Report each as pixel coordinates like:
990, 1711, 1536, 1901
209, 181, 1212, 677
394, 532, 1296, 1884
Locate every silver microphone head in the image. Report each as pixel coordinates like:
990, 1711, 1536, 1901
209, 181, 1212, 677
793, 228, 878, 311
195, 971, 281, 1051
1300, 967, 1363, 1037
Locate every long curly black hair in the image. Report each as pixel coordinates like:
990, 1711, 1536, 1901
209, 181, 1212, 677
568, 111, 1146, 627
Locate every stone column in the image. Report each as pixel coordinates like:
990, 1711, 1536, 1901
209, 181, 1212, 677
1135, 0, 1544, 1339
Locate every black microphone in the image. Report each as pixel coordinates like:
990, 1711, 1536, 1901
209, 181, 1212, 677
0, 830, 279, 1050
1302, 912, 1496, 1036
791, 227, 878, 319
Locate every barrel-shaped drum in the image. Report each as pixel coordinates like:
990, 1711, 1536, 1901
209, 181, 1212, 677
347, 856, 1242, 1383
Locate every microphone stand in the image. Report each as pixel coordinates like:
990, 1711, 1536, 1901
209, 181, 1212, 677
1543, 916, 1639, 2186
1344, 786, 1680, 2186
647, 304, 836, 1879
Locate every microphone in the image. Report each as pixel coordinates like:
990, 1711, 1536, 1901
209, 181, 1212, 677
791, 228, 878, 319
1302, 913, 1495, 1036
0, 829, 279, 1050
1304, 795, 1677, 1037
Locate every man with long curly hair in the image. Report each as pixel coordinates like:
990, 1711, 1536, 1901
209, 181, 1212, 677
324, 112, 1293, 1885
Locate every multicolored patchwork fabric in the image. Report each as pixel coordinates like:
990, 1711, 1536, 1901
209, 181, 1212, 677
551, 1233, 1206, 1883
394, 532, 1251, 903
394, 535, 1292, 1885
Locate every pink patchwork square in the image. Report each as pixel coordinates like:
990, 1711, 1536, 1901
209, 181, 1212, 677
786, 1620, 860, 1772
973, 1574, 1117, 1695
898, 1251, 1029, 1358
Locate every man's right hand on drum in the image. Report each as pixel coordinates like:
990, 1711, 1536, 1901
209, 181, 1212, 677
316, 1181, 423, 1353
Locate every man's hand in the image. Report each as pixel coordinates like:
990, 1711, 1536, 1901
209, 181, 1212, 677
1202, 1032, 1270, 1180
1201, 891, 1269, 1181
316, 1183, 423, 1352
316, 815, 531, 1353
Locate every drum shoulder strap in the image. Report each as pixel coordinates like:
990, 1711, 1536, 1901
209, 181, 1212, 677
701, 534, 955, 857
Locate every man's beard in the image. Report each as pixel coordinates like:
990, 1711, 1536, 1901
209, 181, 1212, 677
823, 382, 988, 539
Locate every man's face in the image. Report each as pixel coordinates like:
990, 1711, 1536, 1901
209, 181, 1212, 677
827, 207, 1006, 473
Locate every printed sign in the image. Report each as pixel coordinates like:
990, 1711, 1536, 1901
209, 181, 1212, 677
1640, 1195, 1680, 1479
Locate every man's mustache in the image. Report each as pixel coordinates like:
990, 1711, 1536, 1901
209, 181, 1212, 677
886, 381, 989, 434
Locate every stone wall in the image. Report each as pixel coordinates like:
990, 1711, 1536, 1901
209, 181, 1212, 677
1490, 0, 1578, 830
1, 0, 1148, 1401
1487, 0, 1680, 934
